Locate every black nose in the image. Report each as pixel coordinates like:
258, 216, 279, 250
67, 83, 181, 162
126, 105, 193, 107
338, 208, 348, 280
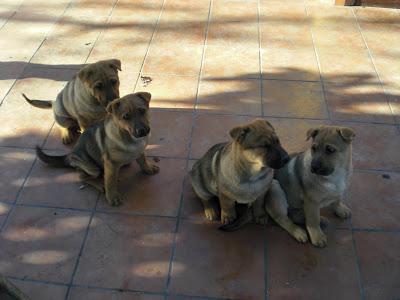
311, 160, 321, 173
282, 155, 290, 165
135, 126, 150, 137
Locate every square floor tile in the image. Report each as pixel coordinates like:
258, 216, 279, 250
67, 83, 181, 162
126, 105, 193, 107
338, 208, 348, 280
143, 43, 203, 76
18, 157, 98, 210
261, 47, 320, 82
9, 279, 68, 300
349, 171, 400, 230
197, 78, 261, 115
148, 111, 193, 158
332, 122, 400, 171
354, 232, 400, 300
169, 220, 265, 299
0, 73, 68, 148
96, 158, 185, 217
190, 114, 253, 159
266, 227, 361, 300
202, 46, 260, 79
0, 206, 91, 283
207, 21, 259, 49
325, 82, 394, 124
0, 61, 26, 103
68, 287, 163, 300
262, 80, 328, 119
135, 74, 198, 111
73, 213, 175, 292
0, 148, 35, 203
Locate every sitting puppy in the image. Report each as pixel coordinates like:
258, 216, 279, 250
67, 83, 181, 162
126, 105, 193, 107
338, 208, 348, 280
35, 92, 159, 206
23, 59, 122, 144
220, 126, 355, 247
189, 119, 290, 224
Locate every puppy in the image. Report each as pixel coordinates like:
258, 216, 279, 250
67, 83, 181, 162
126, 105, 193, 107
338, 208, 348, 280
221, 126, 355, 247
189, 119, 290, 224
23, 59, 121, 144
35, 92, 159, 206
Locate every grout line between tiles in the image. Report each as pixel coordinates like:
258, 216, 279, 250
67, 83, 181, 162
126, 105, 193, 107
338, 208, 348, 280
164, 0, 213, 296
351, 8, 397, 125
0, 0, 74, 106
350, 228, 366, 300
304, 4, 332, 121
133, 0, 167, 92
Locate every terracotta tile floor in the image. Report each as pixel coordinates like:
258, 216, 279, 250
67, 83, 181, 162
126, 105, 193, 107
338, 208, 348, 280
0, 0, 399, 299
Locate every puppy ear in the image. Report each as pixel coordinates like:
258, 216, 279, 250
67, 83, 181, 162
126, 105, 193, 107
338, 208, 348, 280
78, 66, 93, 82
229, 125, 249, 143
306, 127, 320, 141
263, 119, 275, 131
338, 127, 355, 143
135, 92, 151, 107
108, 59, 122, 71
106, 98, 121, 114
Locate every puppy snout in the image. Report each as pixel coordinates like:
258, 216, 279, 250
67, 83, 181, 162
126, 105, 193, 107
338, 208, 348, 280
282, 154, 290, 165
135, 125, 150, 138
311, 160, 321, 173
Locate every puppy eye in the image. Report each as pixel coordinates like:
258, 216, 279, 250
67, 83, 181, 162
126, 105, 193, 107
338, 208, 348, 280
311, 145, 317, 152
95, 83, 103, 89
110, 79, 117, 85
122, 113, 130, 120
137, 108, 146, 114
325, 145, 336, 154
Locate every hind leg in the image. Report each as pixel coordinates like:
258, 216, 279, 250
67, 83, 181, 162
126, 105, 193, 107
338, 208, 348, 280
79, 171, 104, 193
265, 180, 308, 243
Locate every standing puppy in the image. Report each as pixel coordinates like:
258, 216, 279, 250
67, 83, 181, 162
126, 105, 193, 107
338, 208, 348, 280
273, 126, 355, 247
190, 119, 290, 224
35, 92, 159, 206
23, 59, 121, 144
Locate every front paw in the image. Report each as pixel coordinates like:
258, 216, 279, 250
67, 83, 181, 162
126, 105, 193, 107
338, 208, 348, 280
204, 207, 219, 221
292, 227, 308, 243
334, 203, 351, 219
106, 192, 122, 206
310, 231, 327, 248
143, 163, 160, 175
221, 209, 237, 225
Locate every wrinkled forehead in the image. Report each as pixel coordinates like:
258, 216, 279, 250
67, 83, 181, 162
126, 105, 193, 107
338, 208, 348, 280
119, 95, 147, 111
245, 123, 277, 145
89, 64, 118, 81
314, 128, 345, 147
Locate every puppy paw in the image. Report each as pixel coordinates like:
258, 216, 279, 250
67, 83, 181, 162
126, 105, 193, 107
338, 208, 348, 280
334, 203, 351, 219
143, 164, 160, 175
221, 210, 237, 225
310, 232, 327, 248
62, 135, 74, 145
204, 207, 219, 221
106, 193, 122, 206
292, 227, 308, 243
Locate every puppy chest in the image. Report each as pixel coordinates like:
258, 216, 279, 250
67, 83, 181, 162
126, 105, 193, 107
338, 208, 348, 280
227, 178, 272, 204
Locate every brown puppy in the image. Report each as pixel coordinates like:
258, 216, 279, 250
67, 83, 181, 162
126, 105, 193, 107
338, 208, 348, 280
189, 119, 289, 224
35, 92, 159, 206
23, 59, 121, 144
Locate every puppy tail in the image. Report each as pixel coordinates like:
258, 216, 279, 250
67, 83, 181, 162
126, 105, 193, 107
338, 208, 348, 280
218, 205, 252, 232
22, 93, 52, 109
36, 146, 72, 168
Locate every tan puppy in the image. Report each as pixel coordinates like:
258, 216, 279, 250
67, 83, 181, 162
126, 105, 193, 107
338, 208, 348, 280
221, 126, 355, 246
189, 119, 290, 224
23, 59, 121, 144
35, 92, 159, 206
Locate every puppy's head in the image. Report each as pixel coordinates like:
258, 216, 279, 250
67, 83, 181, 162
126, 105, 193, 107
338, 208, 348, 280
306, 126, 355, 176
106, 92, 151, 138
78, 59, 121, 107
229, 119, 289, 170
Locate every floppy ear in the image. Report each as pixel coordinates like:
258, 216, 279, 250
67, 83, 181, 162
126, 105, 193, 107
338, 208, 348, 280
135, 92, 151, 107
263, 119, 275, 131
338, 127, 355, 143
306, 127, 320, 141
108, 59, 122, 71
78, 66, 93, 82
229, 125, 249, 143
106, 98, 121, 114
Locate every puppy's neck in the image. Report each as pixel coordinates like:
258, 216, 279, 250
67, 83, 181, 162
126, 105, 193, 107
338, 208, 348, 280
104, 117, 140, 145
